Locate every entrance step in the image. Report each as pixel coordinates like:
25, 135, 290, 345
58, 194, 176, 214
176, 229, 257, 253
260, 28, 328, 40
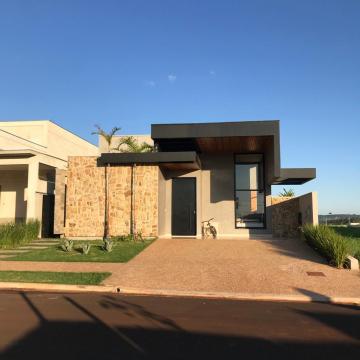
0, 250, 29, 254
31, 242, 57, 246
0, 254, 16, 259
18, 246, 48, 250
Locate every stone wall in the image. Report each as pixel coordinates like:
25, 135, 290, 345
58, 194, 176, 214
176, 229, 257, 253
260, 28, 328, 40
59, 156, 158, 238
271, 192, 318, 238
54, 168, 67, 235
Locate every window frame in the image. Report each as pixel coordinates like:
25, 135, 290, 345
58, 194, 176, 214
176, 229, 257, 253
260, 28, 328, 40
233, 154, 266, 230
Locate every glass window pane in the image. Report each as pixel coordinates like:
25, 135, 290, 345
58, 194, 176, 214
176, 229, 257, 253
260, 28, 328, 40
235, 190, 265, 228
235, 164, 259, 189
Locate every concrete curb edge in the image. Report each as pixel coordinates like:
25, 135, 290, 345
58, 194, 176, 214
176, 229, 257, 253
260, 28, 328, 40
0, 282, 359, 305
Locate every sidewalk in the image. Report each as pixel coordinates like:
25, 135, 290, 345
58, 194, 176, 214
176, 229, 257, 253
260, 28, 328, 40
0, 238, 359, 304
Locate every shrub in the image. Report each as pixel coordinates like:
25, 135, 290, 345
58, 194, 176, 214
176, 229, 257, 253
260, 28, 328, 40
81, 243, 91, 255
0, 220, 40, 249
354, 251, 360, 262
103, 239, 113, 252
113, 233, 143, 242
61, 239, 74, 252
302, 224, 347, 268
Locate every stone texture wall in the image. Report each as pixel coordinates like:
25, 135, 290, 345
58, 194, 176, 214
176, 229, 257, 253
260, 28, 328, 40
61, 156, 158, 238
271, 192, 318, 238
54, 168, 67, 235
271, 196, 300, 238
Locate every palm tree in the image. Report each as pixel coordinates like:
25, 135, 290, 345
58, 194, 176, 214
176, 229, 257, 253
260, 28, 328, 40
278, 188, 295, 197
92, 125, 122, 240
114, 135, 153, 153
92, 124, 121, 152
114, 136, 153, 237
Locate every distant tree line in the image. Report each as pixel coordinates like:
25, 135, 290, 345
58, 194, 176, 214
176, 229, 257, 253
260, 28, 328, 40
319, 215, 360, 225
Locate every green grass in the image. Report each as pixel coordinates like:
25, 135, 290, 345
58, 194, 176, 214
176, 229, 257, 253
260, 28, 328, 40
330, 226, 360, 259
0, 271, 111, 285
0, 220, 40, 249
3, 239, 154, 263
302, 224, 347, 268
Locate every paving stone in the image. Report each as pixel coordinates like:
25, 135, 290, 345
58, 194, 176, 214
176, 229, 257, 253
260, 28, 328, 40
0, 254, 15, 259
0, 250, 29, 254
17, 246, 48, 250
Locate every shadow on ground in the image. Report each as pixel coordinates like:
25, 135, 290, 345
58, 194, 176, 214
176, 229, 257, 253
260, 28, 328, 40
1, 291, 360, 359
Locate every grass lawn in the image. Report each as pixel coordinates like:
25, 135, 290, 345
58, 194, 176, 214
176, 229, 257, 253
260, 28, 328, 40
0, 271, 111, 285
331, 226, 360, 256
3, 239, 153, 263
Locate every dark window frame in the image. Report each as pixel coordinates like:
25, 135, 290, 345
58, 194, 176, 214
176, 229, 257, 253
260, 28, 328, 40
234, 154, 266, 230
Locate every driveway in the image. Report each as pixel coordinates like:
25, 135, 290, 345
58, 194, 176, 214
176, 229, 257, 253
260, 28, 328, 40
105, 238, 360, 299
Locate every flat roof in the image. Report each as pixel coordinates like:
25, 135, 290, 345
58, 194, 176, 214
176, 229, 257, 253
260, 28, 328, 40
98, 151, 201, 170
272, 168, 316, 185
151, 120, 279, 139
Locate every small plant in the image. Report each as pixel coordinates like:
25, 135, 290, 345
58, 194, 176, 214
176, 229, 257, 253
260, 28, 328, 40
103, 239, 113, 252
61, 239, 74, 252
81, 243, 91, 255
302, 224, 347, 268
278, 188, 295, 197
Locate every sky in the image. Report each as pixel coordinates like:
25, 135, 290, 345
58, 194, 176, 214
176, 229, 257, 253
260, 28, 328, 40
0, 0, 359, 214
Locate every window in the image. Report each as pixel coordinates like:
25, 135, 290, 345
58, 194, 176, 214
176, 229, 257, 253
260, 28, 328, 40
234, 156, 265, 228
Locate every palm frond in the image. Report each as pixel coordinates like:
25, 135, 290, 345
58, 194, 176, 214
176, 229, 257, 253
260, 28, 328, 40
91, 124, 122, 150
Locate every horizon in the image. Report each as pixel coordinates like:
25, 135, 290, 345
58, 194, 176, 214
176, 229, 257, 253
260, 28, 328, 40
0, 0, 359, 214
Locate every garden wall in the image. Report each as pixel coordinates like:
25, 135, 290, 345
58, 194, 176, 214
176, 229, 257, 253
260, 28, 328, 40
271, 192, 318, 238
55, 156, 158, 238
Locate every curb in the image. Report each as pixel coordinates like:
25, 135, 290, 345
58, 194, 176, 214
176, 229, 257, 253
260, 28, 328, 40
118, 287, 360, 305
0, 282, 117, 293
0, 281, 359, 305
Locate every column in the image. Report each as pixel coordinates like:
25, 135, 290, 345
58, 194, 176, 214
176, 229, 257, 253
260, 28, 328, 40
26, 160, 39, 221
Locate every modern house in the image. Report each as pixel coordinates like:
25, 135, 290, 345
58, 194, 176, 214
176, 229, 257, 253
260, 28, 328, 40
54, 120, 317, 239
0, 120, 98, 236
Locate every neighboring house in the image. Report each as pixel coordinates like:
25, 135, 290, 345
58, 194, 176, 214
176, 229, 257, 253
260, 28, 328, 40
55, 120, 317, 239
0, 120, 98, 236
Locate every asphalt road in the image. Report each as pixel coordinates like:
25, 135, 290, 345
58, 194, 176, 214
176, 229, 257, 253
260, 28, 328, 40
0, 291, 359, 359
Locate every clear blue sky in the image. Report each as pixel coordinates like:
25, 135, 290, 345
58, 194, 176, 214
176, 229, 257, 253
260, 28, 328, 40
0, 0, 359, 214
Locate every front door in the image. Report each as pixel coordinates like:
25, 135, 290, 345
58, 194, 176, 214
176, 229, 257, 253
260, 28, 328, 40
172, 178, 196, 236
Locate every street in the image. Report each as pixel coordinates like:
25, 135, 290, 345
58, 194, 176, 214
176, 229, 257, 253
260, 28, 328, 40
0, 291, 359, 359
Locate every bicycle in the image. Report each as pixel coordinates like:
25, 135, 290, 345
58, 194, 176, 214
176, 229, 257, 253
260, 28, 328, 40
201, 218, 217, 239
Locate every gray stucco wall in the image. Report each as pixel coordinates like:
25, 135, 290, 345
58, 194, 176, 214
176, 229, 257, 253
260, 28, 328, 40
157, 153, 272, 238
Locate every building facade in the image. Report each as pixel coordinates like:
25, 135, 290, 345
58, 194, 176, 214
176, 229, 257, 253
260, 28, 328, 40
0, 120, 98, 236
54, 120, 317, 239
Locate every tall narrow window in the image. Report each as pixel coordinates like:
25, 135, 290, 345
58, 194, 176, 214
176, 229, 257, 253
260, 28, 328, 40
235, 156, 265, 228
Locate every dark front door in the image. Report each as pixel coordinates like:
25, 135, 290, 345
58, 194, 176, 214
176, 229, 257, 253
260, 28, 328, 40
41, 194, 55, 238
172, 178, 196, 236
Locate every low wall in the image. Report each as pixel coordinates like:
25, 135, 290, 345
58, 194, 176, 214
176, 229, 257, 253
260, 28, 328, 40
271, 192, 318, 238
55, 156, 158, 238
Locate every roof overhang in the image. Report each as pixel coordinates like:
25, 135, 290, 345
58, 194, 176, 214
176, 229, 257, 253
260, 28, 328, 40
98, 151, 201, 170
272, 168, 316, 185
151, 121, 281, 180
0, 150, 36, 159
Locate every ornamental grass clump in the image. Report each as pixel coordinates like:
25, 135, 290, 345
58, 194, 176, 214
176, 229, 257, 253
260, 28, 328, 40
61, 239, 74, 252
103, 239, 113, 252
302, 224, 347, 268
0, 220, 40, 249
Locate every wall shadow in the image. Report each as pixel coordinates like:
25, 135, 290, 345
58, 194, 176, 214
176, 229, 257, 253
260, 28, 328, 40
1, 292, 360, 360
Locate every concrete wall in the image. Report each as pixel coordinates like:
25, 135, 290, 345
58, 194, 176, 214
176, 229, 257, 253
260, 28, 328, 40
0, 170, 27, 223
61, 156, 158, 238
157, 153, 272, 238
0, 120, 98, 161
271, 192, 318, 238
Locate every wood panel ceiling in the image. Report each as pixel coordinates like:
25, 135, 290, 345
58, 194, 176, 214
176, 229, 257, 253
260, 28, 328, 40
196, 136, 273, 153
